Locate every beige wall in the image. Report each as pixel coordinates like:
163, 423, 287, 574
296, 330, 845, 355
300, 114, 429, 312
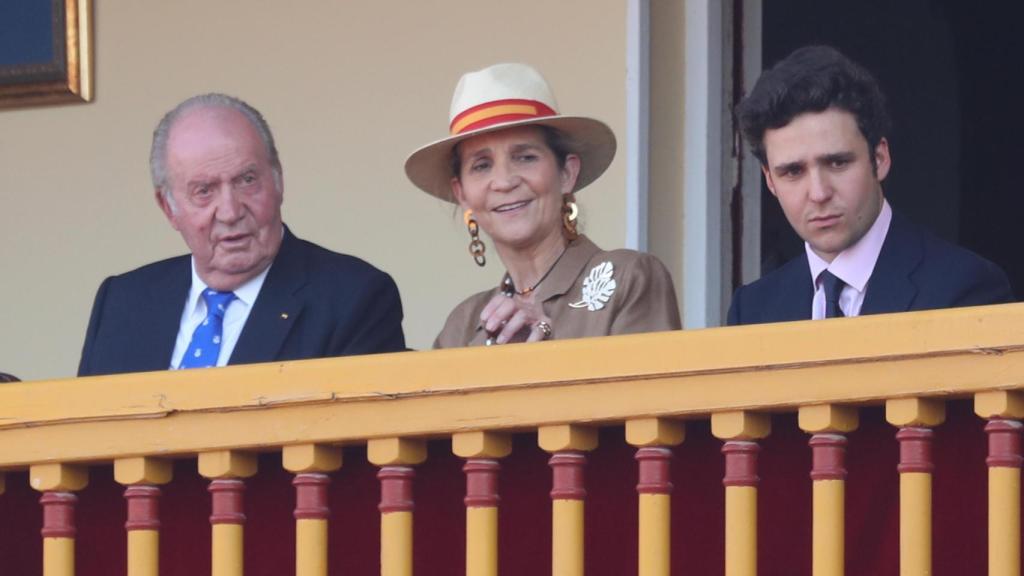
0, 0, 630, 381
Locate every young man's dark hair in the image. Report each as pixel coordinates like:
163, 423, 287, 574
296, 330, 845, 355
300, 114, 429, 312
736, 45, 891, 169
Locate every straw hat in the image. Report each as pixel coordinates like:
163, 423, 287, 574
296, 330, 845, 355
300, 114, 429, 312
404, 63, 617, 202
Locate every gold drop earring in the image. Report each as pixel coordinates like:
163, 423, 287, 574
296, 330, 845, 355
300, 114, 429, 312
464, 209, 486, 267
562, 194, 579, 240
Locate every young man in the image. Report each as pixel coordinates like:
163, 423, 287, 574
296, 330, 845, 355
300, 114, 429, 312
728, 46, 1011, 325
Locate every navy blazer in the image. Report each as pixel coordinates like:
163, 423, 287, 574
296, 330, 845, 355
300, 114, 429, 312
727, 211, 1013, 325
78, 228, 406, 376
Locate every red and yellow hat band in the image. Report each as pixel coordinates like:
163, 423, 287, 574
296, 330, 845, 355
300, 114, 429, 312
449, 98, 557, 136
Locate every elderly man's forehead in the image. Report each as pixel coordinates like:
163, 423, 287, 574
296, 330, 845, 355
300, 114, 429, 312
165, 106, 269, 168
169, 105, 256, 140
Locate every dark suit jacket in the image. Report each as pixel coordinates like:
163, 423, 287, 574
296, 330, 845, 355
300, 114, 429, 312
78, 228, 406, 376
727, 211, 1013, 325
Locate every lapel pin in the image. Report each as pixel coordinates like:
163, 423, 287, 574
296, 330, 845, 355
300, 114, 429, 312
280, 313, 289, 319
569, 261, 617, 311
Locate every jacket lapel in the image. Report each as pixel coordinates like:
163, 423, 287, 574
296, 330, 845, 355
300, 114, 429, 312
229, 228, 306, 365
773, 256, 815, 322
860, 212, 921, 315
146, 258, 191, 371
533, 235, 601, 304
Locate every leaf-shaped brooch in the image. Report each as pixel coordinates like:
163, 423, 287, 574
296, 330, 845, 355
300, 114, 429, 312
569, 261, 617, 311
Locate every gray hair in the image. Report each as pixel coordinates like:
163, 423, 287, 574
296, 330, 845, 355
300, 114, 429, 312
150, 93, 282, 204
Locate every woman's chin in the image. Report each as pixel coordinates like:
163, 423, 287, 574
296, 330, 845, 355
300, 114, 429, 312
492, 228, 566, 255
492, 231, 538, 251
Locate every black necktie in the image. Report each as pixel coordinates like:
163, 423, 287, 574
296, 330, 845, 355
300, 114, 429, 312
819, 270, 845, 318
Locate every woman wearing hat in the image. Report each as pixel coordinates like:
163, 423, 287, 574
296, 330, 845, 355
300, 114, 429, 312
406, 63, 680, 347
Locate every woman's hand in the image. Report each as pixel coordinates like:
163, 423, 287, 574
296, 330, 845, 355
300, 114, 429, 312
480, 293, 553, 344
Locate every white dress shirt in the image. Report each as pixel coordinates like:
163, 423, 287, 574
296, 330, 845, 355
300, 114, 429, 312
806, 200, 892, 319
170, 261, 271, 369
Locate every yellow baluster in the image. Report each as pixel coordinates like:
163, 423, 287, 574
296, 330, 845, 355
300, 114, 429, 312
712, 411, 770, 576
32, 463, 88, 576
887, 398, 944, 576
293, 475, 330, 576
199, 450, 257, 576
626, 418, 685, 576
799, 405, 858, 576
115, 457, 173, 576
540, 424, 597, 576
453, 431, 511, 576
976, 391, 1024, 576
284, 444, 343, 576
369, 438, 426, 576
988, 463, 1021, 576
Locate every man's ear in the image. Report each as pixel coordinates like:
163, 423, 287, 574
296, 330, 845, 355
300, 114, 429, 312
761, 165, 778, 197
273, 168, 285, 206
155, 188, 181, 231
873, 137, 892, 183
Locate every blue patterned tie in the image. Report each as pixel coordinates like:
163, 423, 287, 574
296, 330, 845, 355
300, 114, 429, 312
819, 270, 846, 318
178, 290, 237, 369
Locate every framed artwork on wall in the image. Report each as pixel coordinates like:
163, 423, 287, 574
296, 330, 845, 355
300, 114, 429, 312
0, 0, 92, 109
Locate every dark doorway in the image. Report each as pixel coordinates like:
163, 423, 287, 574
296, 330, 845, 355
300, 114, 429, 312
759, 0, 1024, 299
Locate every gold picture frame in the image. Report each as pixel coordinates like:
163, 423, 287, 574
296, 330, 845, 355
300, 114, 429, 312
0, 0, 93, 109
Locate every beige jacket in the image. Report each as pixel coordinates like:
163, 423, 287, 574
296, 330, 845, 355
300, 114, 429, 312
434, 235, 681, 348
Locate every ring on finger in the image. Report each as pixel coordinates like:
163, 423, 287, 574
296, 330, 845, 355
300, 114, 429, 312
534, 321, 553, 340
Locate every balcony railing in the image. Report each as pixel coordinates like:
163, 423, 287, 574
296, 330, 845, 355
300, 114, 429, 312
0, 303, 1022, 575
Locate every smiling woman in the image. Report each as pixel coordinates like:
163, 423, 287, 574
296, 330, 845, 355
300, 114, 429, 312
405, 63, 681, 348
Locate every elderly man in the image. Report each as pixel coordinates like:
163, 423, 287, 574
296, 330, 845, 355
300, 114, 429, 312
727, 46, 1012, 325
78, 94, 405, 376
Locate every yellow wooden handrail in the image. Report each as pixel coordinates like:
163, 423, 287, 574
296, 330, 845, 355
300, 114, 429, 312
0, 303, 1022, 468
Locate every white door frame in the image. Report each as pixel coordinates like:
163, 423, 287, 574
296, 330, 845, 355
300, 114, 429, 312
626, 0, 762, 327
625, 0, 650, 252
682, 0, 724, 329
681, 0, 762, 328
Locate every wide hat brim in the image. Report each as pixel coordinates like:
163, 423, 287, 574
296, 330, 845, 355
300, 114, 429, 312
404, 115, 617, 203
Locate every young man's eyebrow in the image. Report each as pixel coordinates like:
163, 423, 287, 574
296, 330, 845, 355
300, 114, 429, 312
817, 151, 856, 163
771, 160, 804, 173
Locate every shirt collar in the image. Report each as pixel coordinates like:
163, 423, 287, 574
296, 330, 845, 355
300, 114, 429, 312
806, 199, 892, 291
186, 260, 272, 317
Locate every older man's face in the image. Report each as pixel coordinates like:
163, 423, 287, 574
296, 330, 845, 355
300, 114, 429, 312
157, 106, 284, 291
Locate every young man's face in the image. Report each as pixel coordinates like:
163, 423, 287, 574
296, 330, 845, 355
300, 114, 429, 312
762, 108, 891, 262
